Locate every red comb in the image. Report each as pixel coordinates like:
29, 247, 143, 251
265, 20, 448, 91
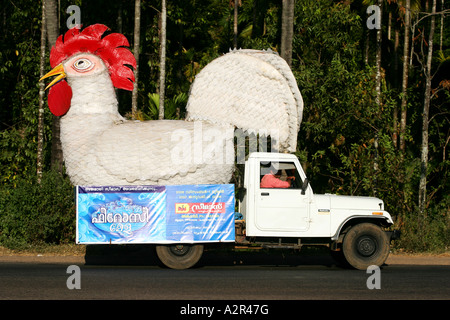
50, 24, 136, 91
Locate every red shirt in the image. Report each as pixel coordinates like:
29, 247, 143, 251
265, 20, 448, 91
260, 174, 290, 188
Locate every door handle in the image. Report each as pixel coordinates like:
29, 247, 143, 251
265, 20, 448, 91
261, 192, 270, 196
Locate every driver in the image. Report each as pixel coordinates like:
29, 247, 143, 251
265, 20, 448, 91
260, 168, 294, 188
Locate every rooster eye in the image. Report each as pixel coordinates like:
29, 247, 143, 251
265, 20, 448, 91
72, 58, 94, 72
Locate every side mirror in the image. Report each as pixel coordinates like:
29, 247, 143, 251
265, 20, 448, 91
301, 178, 309, 195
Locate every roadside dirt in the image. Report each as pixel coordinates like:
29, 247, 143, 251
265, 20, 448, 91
386, 252, 450, 265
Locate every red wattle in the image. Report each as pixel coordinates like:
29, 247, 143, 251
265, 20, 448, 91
48, 80, 72, 116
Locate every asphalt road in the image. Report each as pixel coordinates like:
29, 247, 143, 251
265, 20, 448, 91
0, 248, 449, 303
1, 261, 449, 300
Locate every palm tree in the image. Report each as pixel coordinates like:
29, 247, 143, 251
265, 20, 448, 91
391, 0, 421, 151
44, 0, 63, 173
399, 0, 411, 152
363, 0, 421, 150
419, 0, 437, 215
159, 0, 167, 120
281, 0, 295, 67
38, 1, 47, 182
132, 0, 141, 120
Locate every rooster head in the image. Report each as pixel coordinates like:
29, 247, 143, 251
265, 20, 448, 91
40, 24, 136, 116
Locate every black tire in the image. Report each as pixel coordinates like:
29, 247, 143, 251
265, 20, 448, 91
156, 244, 204, 269
342, 223, 390, 270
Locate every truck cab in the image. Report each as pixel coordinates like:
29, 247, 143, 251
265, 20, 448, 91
236, 152, 397, 270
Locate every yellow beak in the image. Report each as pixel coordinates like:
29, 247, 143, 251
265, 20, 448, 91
40, 64, 66, 90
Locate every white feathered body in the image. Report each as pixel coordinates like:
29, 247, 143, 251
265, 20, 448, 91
60, 49, 303, 186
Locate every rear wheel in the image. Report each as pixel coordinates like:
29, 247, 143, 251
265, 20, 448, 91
156, 244, 204, 269
342, 223, 390, 270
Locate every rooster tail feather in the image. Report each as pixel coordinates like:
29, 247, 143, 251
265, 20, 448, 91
186, 49, 303, 153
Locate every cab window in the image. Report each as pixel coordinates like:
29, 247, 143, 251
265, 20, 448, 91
260, 161, 302, 189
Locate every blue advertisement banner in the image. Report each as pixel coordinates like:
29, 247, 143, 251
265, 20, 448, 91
76, 184, 235, 244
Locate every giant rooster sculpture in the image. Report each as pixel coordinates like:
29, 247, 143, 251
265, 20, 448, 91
40, 24, 303, 186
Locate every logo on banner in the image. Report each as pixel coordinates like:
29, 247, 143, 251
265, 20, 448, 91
175, 202, 226, 214
175, 203, 190, 213
91, 198, 153, 235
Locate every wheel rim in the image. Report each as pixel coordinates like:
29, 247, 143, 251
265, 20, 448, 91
169, 244, 190, 256
356, 236, 377, 257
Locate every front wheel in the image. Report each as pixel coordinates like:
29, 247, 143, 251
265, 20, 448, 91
342, 223, 390, 270
156, 244, 204, 269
